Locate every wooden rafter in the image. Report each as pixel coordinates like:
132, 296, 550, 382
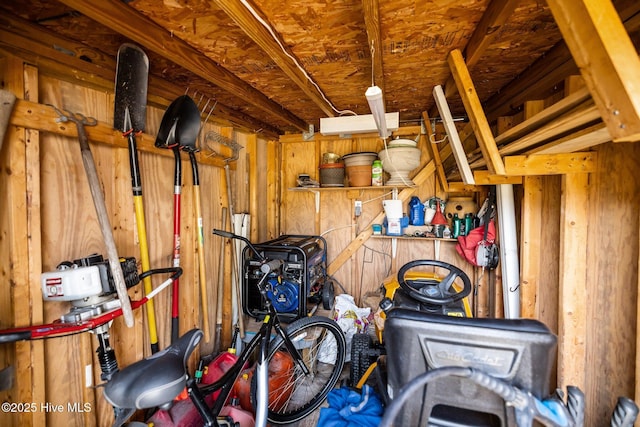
362, 0, 385, 95
493, 87, 592, 148
484, 1, 640, 128
442, 0, 520, 98
530, 124, 610, 155
448, 49, 505, 175
468, 99, 602, 169
57, 0, 308, 132
546, 0, 640, 142
213, 0, 335, 117
0, 15, 281, 137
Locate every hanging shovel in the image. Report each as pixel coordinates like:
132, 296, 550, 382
114, 43, 160, 351
179, 99, 213, 343
156, 95, 201, 343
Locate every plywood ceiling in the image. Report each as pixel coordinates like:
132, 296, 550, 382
1, 0, 639, 138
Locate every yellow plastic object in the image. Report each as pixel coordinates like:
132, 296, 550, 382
375, 271, 472, 342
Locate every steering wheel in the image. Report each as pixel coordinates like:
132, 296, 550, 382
397, 260, 471, 305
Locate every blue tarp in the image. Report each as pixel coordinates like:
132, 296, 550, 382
317, 385, 384, 427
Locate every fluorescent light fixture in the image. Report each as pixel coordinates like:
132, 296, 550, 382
319, 112, 399, 136
365, 85, 390, 138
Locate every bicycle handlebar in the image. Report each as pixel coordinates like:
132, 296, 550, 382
212, 228, 235, 239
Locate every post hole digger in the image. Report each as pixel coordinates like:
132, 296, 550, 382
114, 43, 160, 352
49, 105, 135, 328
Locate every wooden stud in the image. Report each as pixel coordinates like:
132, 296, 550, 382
422, 111, 448, 192
546, 0, 640, 141
557, 173, 589, 390
518, 100, 545, 320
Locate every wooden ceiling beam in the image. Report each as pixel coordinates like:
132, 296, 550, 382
362, 0, 385, 95
57, 0, 308, 132
0, 15, 280, 137
546, 0, 640, 142
212, 0, 335, 117
504, 152, 597, 175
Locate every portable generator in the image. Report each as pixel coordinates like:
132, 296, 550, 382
242, 235, 332, 322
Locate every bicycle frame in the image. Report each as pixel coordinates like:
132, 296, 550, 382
189, 266, 308, 427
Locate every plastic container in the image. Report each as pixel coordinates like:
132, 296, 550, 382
319, 162, 345, 187
371, 160, 383, 186
408, 196, 425, 225
345, 165, 372, 187
342, 152, 377, 187
452, 213, 461, 238
220, 398, 255, 427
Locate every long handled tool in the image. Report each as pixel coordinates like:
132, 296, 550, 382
178, 97, 214, 343
52, 106, 134, 327
170, 146, 182, 344
156, 95, 201, 344
114, 43, 160, 352
187, 150, 211, 342
214, 208, 227, 353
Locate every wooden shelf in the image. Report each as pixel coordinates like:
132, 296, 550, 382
288, 185, 405, 191
371, 235, 457, 242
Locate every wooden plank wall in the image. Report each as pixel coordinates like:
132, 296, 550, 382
279, 117, 640, 426
279, 131, 479, 305
0, 53, 267, 426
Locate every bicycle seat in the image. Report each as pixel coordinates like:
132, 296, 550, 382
103, 329, 203, 410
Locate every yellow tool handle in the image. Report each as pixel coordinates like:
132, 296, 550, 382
134, 195, 159, 348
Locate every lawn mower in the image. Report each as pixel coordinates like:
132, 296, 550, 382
349, 259, 472, 388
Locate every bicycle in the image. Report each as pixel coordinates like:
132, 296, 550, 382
103, 228, 347, 426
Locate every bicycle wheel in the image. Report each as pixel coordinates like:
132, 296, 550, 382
252, 315, 346, 424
